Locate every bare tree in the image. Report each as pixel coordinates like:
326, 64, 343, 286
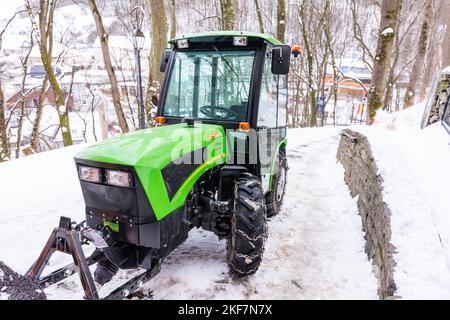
145, 0, 168, 125
323, 0, 339, 126
25, 0, 74, 147
382, 0, 425, 111
253, 0, 264, 33
441, 1, 450, 68
111, 51, 140, 130
15, 32, 34, 158
0, 77, 7, 161
299, 1, 327, 127
0, 8, 29, 160
367, 0, 402, 124
348, 0, 375, 72
87, 0, 129, 133
75, 67, 101, 143
29, 0, 56, 152
220, 0, 237, 30
277, 0, 286, 42
404, 0, 433, 108
169, 0, 177, 39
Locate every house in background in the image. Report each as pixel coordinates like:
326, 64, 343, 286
324, 58, 371, 100
6, 88, 74, 111
322, 59, 371, 125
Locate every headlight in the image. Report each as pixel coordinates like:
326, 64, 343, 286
79, 166, 101, 183
106, 169, 132, 187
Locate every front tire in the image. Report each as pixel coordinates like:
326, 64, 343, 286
227, 173, 267, 276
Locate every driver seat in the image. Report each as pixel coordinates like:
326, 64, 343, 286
229, 102, 248, 121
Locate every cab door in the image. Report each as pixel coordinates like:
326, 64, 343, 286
257, 45, 288, 193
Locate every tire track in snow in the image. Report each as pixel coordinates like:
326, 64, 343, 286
243, 132, 377, 299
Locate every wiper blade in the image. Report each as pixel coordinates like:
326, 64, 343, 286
212, 44, 239, 78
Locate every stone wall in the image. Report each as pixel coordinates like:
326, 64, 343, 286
337, 129, 397, 299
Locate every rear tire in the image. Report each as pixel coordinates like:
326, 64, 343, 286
265, 150, 288, 217
227, 173, 267, 276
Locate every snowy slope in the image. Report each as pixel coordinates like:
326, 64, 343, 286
0, 128, 377, 300
0, 144, 87, 273
354, 104, 450, 299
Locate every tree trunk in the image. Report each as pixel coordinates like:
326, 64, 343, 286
16, 34, 33, 158
300, 2, 317, 127
276, 0, 286, 42
0, 79, 8, 161
220, 0, 237, 30
0, 10, 24, 160
367, 0, 402, 124
253, 0, 264, 34
146, 0, 168, 125
323, 0, 338, 126
33, 0, 73, 147
30, 0, 55, 152
87, 0, 129, 133
30, 78, 49, 152
98, 101, 108, 140
40, 47, 73, 146
168, 0, 176, 39
404, 0, 432, 108
443, 28, 450, 68
442, 2, 450, 68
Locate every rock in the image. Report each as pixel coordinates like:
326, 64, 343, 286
337, 130, 396, 299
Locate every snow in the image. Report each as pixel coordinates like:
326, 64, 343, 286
94, 35, 150, 51
0, 144, 87, 273
0, 126, 377, 300
331, 58, 372, 80
381, 27, 394, 37
353, 103, 450, 299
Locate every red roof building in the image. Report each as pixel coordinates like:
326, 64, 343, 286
6, 88, 74, 111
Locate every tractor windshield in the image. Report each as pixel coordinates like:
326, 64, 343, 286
162, 50, 255, 122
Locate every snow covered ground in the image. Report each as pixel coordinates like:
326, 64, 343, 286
353, 104, 450, 299
0, 126, 378, 300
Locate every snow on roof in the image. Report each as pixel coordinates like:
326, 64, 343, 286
327, 58, 372, 79
335, 58, 371, 69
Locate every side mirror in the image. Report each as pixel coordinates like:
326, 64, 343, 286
160, 48, 173, 73
271, 45, 291, 75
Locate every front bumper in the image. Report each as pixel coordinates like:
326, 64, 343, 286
75, 158, 169, 248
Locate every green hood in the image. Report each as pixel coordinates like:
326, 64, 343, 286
75, 123, 226, 168
75, 123, 227, 220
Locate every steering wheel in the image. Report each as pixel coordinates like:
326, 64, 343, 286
199, 105, 240, 119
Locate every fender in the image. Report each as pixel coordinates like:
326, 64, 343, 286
269, 138, 287, 191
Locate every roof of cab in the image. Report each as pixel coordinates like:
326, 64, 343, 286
169, 31, 283, 46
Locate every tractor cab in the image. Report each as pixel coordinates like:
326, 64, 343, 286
157, 31, 292, 191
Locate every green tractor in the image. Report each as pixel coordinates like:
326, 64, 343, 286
28, 31, 296, 299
